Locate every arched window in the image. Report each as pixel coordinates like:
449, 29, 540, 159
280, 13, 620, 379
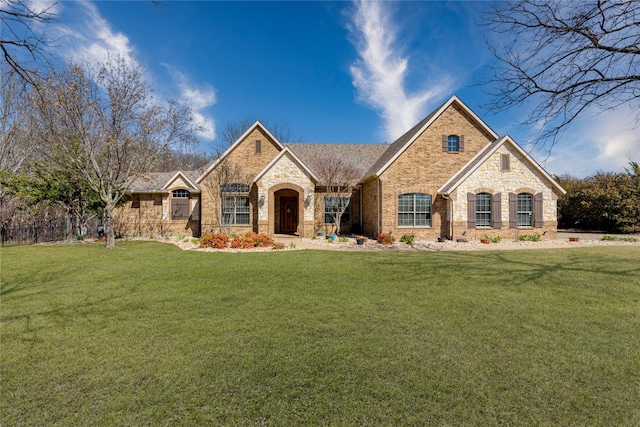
171, 189, 190, 220
476, 193, 492, 227
398, 193, 431, 227
517, 193, 533, 227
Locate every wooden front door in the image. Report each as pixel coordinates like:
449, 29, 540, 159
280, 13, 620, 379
280, 197, 298, 234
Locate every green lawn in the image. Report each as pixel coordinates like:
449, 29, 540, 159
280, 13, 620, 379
1, 242, 639, 425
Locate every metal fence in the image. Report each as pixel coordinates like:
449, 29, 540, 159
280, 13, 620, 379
0, 218, 101, 246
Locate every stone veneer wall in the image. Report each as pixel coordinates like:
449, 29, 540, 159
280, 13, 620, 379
451, 144, 561, 240
255, 152, 315, 237
376, 103, 495, 239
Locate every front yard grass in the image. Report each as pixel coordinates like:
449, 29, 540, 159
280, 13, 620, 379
1, 242, 639, 425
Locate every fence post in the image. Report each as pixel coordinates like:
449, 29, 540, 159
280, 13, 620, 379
34, 222, 38, 243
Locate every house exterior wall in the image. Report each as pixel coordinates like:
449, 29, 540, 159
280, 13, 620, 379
451, 144, 562, 240
255, 152, 315, 237
114, 192, 199, 237
361, 179, 379, 237
199, 127, 282, 234
313, 187, 361, 236
377, 103, 495, 239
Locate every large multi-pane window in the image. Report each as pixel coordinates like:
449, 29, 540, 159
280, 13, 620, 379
398, 193, 431, 227
517, 193, 533, 227
223, 196, 250, 225
476, 193, 492, 227
324, 197, 350, 224
221, 183, 250, 225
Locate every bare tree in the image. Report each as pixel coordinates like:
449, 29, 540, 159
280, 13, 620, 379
201, 158, 251, 234
217, 119, 301, 154
310, 154, 362, 235
31, 56, 200, 248
1, 0, 56, 86
483, 0, 640, 147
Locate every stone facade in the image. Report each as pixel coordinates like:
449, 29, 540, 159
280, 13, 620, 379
116, 97, 565, 241
450, 144, 562, 240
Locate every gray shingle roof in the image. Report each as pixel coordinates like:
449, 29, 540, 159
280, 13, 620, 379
284, 143, 389, 180
128, 170, 202, 192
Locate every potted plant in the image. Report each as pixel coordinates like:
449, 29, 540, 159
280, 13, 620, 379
569, 236, 580, 242
356, 236, 365, 245
480, 235, 491, 244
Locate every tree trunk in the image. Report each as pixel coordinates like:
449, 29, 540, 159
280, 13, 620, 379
104, 204, 116, 249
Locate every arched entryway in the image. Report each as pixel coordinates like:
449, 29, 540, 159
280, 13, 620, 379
269, 183, 305, 236
274, 189, 299, 234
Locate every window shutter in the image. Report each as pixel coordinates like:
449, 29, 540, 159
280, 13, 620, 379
459, 135, 465, 152
508, 193, 516, 228
492, 193, 502, 229
191, 198, 200, 220
172, 199, 189, 220
467, 192, 476, 228
534, 193, 544, 228
442, 135, 448, 152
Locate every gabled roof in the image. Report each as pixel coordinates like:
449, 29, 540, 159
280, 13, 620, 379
438, 135, 567, 195
128, 170, 202, 193
285, 142, 388, 181
196, 120, 284, 183
363, 95, 500, 180
253, 147, 319, 183
162, 171, 199, 191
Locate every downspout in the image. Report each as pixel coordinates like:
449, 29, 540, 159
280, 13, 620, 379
359, 185, 363, 235
442, 193, 453, 240
377, 179, 381, 236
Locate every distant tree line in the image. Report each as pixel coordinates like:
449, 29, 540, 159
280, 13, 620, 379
556, 162, 640, 234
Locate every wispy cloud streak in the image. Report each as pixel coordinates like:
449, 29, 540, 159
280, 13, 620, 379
348, 0, 452, 141
47, 0, 216, 141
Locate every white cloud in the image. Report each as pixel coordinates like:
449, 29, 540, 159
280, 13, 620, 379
347, 0, 453, 141
46, 0, 217, 142
537, 105, 640, 177
52, 0, 136, 67
165, 67, 217, 141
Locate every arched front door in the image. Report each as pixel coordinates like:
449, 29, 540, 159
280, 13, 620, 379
280, 197, 298, 234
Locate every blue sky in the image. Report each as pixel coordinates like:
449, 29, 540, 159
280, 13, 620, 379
33, 0, 640, 177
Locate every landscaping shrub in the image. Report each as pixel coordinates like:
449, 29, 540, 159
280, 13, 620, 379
491, 236, 502, 243
231, 232, 274, 249
602, 235, 639, 242
518, 233, 541, 242
400, 234, 414, 244
271, 242, 285, 250
199, 232, 229, 249
377, 233, 395, 245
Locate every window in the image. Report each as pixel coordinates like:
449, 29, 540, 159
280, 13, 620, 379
223, 196, 250, 225
501, 154, 510, 171
442, 134, 464, 152
255, 139, 262, 154
517, 193, 533, 227
476, 193, 492, 227
171, 189, 190, 220
398, 193, 431, 227
324, 197, 350, 224
447, 135, 459, 152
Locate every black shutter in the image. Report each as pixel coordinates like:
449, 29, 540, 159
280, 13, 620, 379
467, 192, 476, 228
492, 193, 502, 229
442, 135, 448, 152
534, 193, 544, 228
509, 193, 517, 228
459, 135, 465, 152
